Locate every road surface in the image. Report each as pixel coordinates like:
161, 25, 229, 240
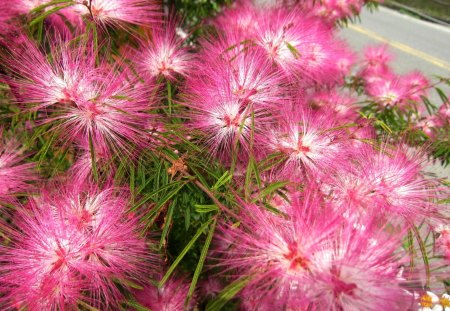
339, 6, 450, 81
339, 6, 450, 179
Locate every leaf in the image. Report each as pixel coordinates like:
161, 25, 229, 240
159, 200, 175, 249
142, 180, 189, 225
253, 181, 289, 202
411, 225, 430, 288
29, 0, 74, 14
77, 300, 100, 311
195, 204, 219, 213
206, 276, 252, 311
212, 171, 232, 190
124, 300, 151, 311
131, 180, 187, 211
185, 217, 217, 306
88, 132, 99, 182
159, 217, 214, 288
285, 41, 301, 59
30, 3, 75, 26
435, 87, 448, 104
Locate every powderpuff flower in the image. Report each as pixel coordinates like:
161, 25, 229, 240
264, 107, 350, 180
327, 144, 443, 226
309, 90, 358, 123
185, 40, 282, 162
73, 0, 160, 28
435, 225, 450, 261
309, 224, 412, 310
0, 136, 35, 203
69, 143, 114, 185
0, 181, 157, 310
212, 192, 412, 310
45, 70, 153, 157
0, 0, 84, 36
212, 193, 341, 310
333, 44, 357, 79
402, 71, 430, 103
359, 44, 394, 84
366, 77, 407, 108
303, 0, 365, 25
437, 103, 450, 121
415, 115, 442, 139
133, 274, 195, 311
133, 18, 192, 81
3, 36, 156, 157
197, 35, 288, 108
2, 36, 98, 110
185, 90, 258, 163
212, 0, 260, 39
255, 8, 344, 84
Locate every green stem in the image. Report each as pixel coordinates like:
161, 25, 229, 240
167, 81, 172, 116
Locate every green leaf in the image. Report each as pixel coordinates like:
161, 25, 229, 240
212, 171, 232, 190
131, 180, 187, 211
88, 132, 99, 183
411, 225, 430, 288
195, 204, 219, 213
30, 0, 74, 14
159, 217, 214, 288
253, 181, 289, 202
77, 300, 100, 311
285, 41, 301, 59
159, 200, 175, 249
185, 217, 217, 306
142, 180, 189, 227
206, 276, 252, 311
124, 300, 151, 311
30, 3, 75, 26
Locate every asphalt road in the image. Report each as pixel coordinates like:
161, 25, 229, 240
338, 6, 450, 179
339, 6, 450, 94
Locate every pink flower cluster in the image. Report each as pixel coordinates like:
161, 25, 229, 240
0, 0, 160, 33
0, 0, 447, 310
299, 0, 384, 25
359, 45, 430, 109
214, 192, 412, 310
0, 182, 157, 310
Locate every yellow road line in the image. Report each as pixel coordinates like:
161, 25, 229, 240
347, 23, 450, 71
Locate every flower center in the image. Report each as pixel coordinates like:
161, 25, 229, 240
283, 244, 309, 270
419, 294, 433, 308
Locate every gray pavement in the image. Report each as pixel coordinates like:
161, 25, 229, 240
338, 6, 450, 179
339, 6, 450, 92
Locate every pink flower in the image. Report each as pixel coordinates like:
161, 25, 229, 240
435, 225, 450, 262
402, 71, 430, 102
302, 0, 366, 24
254, 8, 344, 84
133, 18, 192, 81
0, 181, 157, 310
0, 0, 84, 36
134, 274, 195, 311
3, 36, 156, 157
366, 76, 407, 108
185, 38, 282, 162
309, 224, 412, 310
213, 191, 412, 310
3, 36, 98, 110
212, 0, 260, 39
327, 144, 442, 225
309, 90, 359, 123
264, 107, 350, 180
74, 0, 160, 28
0, 135, 35, 203
358, 44, 394, 84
